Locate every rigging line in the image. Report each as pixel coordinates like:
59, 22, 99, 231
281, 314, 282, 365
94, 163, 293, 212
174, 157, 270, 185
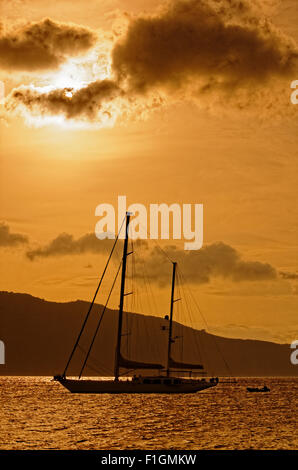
174, 280, 183, 361
77, 345, 113, 375
62, 216, 126, 377
136, 239, 168, 362
126, 237, 133, 357
178, 267, 218, 376
134, 270, 146, 360
140, 238, 158, 314
122, 235, 131, 358
137, 218, 174, 265
178, 267, 233, 377
177, 271, 205, 372
83, 360, 112, 377
140, 257, 154, 315
131, 246, 138, 360
151, 238, 174, 264
140, 239, 159, 316
131, 254, 153, 363
129, 237, 136, 357
138, 254, 160, 361
176, 269, 206, 369
176, 281, 186, 364
138, 240, 164, 363
79, 261, 122, 379
119, 369, 137, 377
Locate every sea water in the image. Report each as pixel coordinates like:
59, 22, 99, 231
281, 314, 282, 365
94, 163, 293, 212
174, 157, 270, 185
0, 377, 297, 450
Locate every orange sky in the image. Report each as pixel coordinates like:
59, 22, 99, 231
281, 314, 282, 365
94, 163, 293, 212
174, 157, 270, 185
0, 0, 297, 344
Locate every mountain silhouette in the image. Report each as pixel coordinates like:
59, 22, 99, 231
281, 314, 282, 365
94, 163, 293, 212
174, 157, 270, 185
0, 291, 296, 377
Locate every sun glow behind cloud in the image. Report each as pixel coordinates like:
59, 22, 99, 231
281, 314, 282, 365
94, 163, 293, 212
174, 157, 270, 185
3, 0, 298, 130
9, 47, 118, 129
48, 47, 112, 89
14, 97, 120, 130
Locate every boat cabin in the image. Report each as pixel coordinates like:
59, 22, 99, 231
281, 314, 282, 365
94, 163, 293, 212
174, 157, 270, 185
132, 376, 183, 385
131, 376, 218, 385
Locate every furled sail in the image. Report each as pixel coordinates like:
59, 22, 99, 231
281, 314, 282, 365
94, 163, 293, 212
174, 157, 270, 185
169, 356, 204, 370
119, 353, 163, 370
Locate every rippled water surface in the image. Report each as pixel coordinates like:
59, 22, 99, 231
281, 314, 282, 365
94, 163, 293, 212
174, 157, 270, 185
0, 377, 297, 450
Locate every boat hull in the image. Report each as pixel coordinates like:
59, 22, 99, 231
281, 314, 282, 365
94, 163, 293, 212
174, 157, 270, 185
247, 387, 270, 393
55, 378, 218, 394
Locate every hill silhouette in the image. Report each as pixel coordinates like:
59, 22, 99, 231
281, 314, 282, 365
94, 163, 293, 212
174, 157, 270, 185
0, 291, 296, 377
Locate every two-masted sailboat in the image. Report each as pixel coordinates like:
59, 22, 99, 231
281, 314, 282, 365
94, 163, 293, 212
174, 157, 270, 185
54, 212, 219, 393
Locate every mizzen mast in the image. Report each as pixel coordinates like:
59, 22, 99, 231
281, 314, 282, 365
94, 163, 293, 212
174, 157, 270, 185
166, 261, 177, 377
114, 212, 131, 381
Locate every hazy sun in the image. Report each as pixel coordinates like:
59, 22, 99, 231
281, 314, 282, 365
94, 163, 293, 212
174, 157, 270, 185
50, 50, 111, 90
26, 53, 114, 129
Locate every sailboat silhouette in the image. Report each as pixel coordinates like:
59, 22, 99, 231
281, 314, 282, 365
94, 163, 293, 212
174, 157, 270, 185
54, 212, 219, 393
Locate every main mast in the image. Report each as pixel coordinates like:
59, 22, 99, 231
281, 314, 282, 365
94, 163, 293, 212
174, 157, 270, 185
114, 212, 131, 381
166, 262, 177, 377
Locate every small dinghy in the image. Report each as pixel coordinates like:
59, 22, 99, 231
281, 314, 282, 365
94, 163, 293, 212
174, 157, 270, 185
247, 385, 270, 393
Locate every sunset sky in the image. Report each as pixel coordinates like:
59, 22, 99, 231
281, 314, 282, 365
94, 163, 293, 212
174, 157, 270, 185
0, 0, 297, 344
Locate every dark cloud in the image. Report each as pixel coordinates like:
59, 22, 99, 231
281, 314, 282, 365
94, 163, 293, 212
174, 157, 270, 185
0, 222, 28, 247
26, 231, 277, 286
26, 232, 115, 261
134, 242, 277, 286
26, 232, 148, 261
112, 0, 298, 94
9, 79, 122, 121
0, 18, 96, 71
5, 78, 161, 124
279, 271, 298, 280
5, 1, 298, 122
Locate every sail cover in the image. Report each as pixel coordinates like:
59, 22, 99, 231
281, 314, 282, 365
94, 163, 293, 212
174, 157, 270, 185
119, 353, 163, 370
169, 356, 204, 370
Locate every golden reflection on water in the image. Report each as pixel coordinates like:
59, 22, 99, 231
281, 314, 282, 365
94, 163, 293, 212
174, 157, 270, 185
0, 377, 297, 450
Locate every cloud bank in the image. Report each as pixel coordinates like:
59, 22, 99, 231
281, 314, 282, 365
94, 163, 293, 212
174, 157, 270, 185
0, 222, 28, 247
26, 232, 115, 261
0, 18, 96, 71
134, 241, 277, 286
280, 271, 298, 280
4, 0, 298, 124
9, 79, 122, 122
112, 0, 298, 93
26, 231, 277, 286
